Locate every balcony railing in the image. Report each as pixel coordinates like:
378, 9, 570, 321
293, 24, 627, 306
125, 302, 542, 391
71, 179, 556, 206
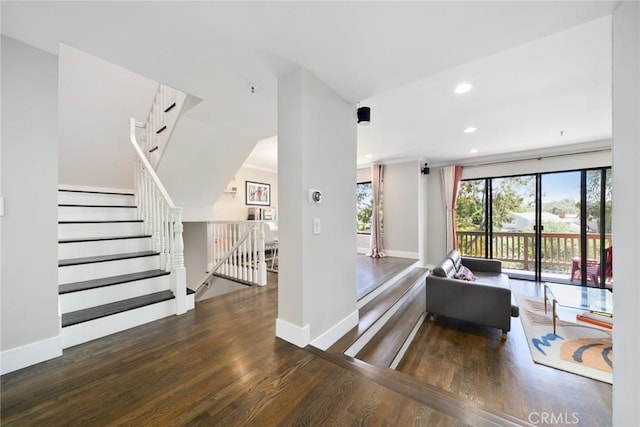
456, 231, 612, 276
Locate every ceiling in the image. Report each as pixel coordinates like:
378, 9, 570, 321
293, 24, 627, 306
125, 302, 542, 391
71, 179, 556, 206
2, 1, 617, 172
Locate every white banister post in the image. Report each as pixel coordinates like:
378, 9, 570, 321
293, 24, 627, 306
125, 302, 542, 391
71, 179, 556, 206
172, 207, 187, 314
257, 222, 267, 286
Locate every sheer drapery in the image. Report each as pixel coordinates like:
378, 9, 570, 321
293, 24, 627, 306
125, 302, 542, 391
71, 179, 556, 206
441, 165, 464, 252
367, 164, 386, 258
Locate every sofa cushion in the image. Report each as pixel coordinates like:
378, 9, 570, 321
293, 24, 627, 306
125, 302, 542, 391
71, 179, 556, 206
432, 258, 457, 278
473, 271, 510, 289
455, 265, 477, 281
447, 250, 463, 271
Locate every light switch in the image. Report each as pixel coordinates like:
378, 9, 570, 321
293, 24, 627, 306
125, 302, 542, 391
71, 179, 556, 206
313, 218, 321, 235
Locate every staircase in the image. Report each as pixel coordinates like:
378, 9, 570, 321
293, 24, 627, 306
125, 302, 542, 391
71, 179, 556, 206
58, 186, 194, 348
328, 265, 428, 369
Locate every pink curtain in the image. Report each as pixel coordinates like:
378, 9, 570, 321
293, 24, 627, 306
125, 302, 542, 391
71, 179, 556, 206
367, 164, 386, 258
451, 166, 464, 249
441, 165, 464, 252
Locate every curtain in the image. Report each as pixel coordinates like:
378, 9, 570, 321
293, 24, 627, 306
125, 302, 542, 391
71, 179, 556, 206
441, 165, 464, 252
367, 164, 386, 258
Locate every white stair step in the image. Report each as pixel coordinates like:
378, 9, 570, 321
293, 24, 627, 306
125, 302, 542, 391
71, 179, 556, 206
58, 252, 161, 284
58, 235, 152, 259
58, 221, 145, 239
58, 205, 138, 221
61, 296, 176, 348
58, 190, 135, 206
59, 273, 171, 313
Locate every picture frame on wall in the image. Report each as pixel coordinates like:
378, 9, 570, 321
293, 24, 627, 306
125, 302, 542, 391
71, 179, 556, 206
245, 181, 271, 206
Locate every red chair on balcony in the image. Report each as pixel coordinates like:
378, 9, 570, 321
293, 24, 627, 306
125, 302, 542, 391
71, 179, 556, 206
571, 247, 613, 287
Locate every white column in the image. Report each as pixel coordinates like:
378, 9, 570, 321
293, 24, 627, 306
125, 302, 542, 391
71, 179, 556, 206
172, 207, 187, 314
612, 2, 640, 425
276, 68, 358, 349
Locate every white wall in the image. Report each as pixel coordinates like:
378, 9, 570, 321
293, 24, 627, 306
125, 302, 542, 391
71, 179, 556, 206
426, 150, 612, 265
213, 166, 278, 221
58, 44, 157, 189
381, 161, 420, 257
356, 162, 420, 258
157, 114, 263, 221
277, 68, 357, 348
183, 222, 209, 291
612, 2, 640, 425
1, 37, 62, 373
463, 149, 611, 180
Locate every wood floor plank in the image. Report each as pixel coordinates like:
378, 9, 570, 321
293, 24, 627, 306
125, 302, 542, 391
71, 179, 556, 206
1, 272, 611, 426
329, 267, 428, 353
396, 279, 612, 426
355, 280, 426, 366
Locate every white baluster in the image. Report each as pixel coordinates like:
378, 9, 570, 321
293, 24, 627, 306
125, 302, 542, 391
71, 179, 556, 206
257, 221, 267, 286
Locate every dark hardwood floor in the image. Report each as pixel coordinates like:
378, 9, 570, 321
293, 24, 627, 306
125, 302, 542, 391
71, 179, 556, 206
357, 254, 417, 299
1, 272, 611, 426
397, 279, 612, 426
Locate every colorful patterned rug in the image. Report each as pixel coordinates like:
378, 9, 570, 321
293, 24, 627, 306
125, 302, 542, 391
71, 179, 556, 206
514, 295, 613, 384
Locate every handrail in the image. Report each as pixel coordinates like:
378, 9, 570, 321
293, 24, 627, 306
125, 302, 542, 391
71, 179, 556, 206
457, 230, 612, 274
205, 221, 268, 289
195, 226, 254, 295
130, 114, 187, 314
129, 118, 176, 208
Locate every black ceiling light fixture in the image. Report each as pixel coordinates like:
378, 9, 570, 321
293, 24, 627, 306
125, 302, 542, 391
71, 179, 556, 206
357, 102, 371, 126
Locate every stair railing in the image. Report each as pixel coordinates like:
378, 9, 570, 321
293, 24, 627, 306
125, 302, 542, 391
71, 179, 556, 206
129, 117, 187, 315
140, 84, 186, 168
196, 221, 268, 293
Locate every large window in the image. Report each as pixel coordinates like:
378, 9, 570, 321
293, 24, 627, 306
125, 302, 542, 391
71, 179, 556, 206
356, 181, 373, 234
455, 167, 613, 287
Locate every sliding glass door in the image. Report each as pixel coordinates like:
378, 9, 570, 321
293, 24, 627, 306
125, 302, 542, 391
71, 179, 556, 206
455, 167, 612, 287
491, 175, 536, 277
539, 171, 582, 283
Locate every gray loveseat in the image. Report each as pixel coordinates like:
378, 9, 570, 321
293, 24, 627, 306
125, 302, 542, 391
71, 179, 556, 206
425, 250, 519, 338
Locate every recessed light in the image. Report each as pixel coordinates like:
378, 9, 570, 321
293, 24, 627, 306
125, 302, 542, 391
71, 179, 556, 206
470, 148, 479, 154
365, 154, 373, 159
464, 126, 477, 134
454, 82, 473, 94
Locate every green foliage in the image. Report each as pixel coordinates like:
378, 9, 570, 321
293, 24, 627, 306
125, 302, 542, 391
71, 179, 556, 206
455, 181, 486, 231
492, 176, 533, 230
455, 177, 534, 232
542, 221, 578, 233
357, 182, 373, 234
586, 169, 613, 233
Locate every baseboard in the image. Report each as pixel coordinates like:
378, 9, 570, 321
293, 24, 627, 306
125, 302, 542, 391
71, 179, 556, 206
58, 184, 134, 194
1, 335, 63, 375
311, 310, 359, 350
357, 248, 419, 259
275, 318, 310, 348
384, 250, 420, 259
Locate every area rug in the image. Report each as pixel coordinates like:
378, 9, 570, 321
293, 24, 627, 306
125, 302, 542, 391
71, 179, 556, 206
514, 294, 613, 384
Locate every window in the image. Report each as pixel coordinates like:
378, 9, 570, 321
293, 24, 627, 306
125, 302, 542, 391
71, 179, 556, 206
454, 167, 612, 287
356, 181, 373, 234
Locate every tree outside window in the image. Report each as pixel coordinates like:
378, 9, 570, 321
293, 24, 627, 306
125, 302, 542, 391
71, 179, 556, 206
357, 182, 373, 234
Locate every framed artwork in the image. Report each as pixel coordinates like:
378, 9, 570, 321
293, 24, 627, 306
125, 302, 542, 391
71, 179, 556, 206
245, 181, 271, 206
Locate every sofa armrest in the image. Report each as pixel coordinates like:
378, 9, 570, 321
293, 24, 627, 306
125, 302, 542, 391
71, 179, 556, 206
462, 256, 502, 274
